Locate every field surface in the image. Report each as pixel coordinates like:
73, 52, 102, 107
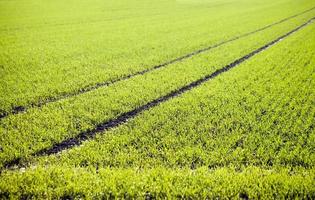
0, 0, 315, 198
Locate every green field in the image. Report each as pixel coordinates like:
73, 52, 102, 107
0, 0, 315, 198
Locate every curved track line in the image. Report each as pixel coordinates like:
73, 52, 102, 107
3, 16, 314, 171
1, 6, 315, 120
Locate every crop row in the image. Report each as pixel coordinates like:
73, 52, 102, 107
0, 167, 314, 199
1, 0, 314, 115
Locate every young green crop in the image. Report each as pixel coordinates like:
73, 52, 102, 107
0, 17, 314, 199
0, 14, 312, 168
1, 0, 315, 198
32, 22, 315, 170
1, 0, 314, 115
0, 166, 314, 199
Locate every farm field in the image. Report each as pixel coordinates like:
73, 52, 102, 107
0, 0, 315, 199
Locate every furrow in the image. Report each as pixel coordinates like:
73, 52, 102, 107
1, 6, 314, 120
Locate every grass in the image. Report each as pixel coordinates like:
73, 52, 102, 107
0, 0, 315, 198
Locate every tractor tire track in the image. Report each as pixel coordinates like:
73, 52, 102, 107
1, 6, 315, 120
3, 16, 314, 171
